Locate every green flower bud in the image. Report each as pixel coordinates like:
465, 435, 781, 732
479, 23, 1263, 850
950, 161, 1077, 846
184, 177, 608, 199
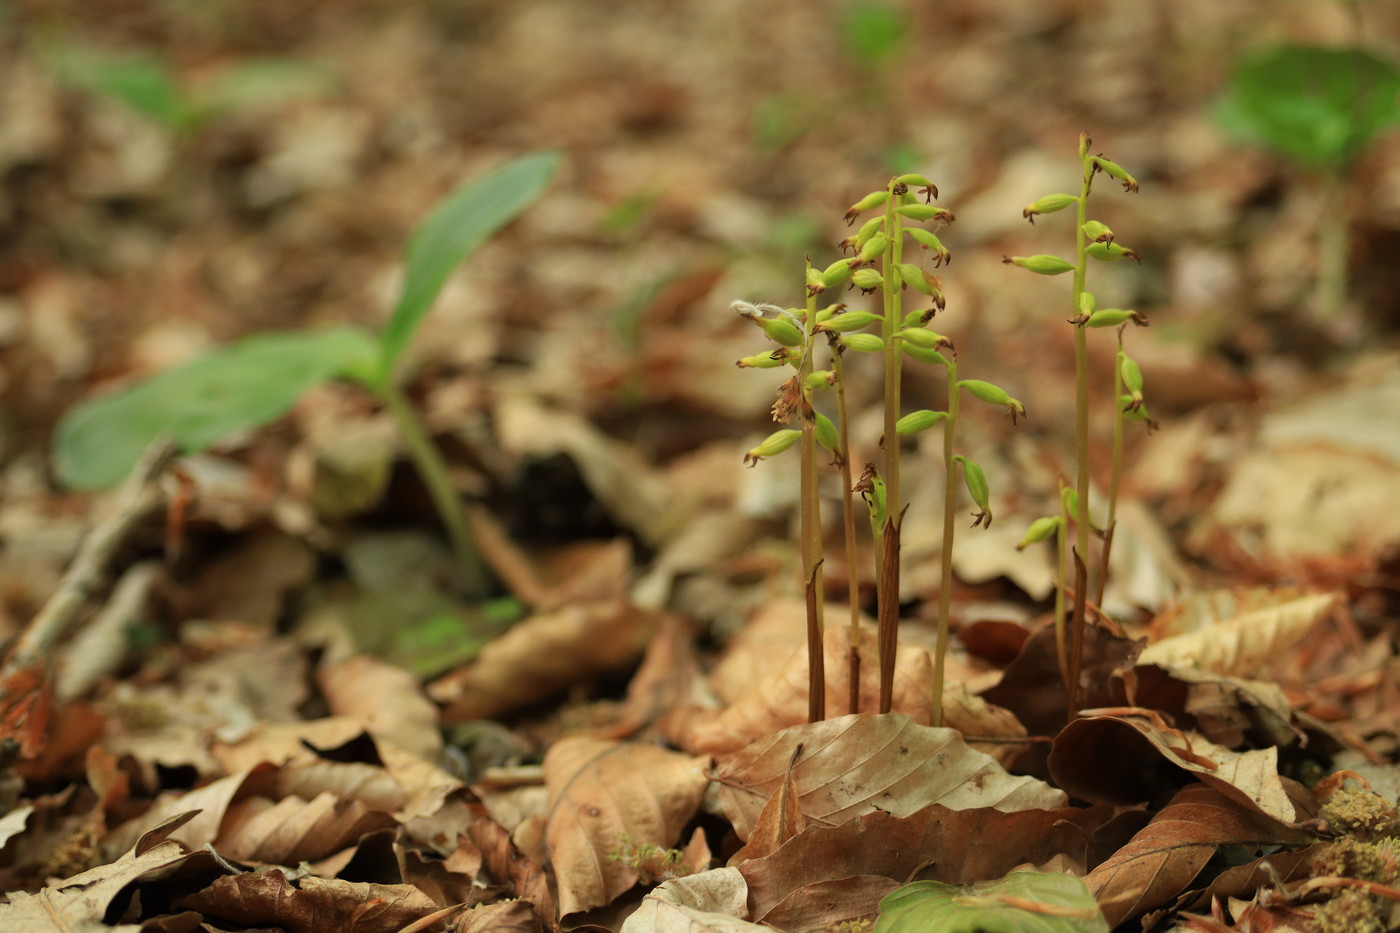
821, 259, 854, 289
1120, 395, 1156, 428
1078, 291, 1097, 317
1022, 193, 1079, 223
757, 316, 804, 347
1081, 220, 1114, 243
844, 190, 889, 225
1016, 515, 1061, 550
896, 204, 955, 224
744, 428, 799, 466
898, 327, 952, 350
855, 463, 887, 527
1002, 254, 1074, 275
905, 227, 951, 266
895, 409, 948, 435
894, 263, 936, 296
816, 310, 881, 333
851, 268, 884, 292
815, 412, 839, 454
958, 379, 1027, 424
1086, 241, 1140, 262
954, 455, 992, 528
854, 231, 890, 267
853, 215, 885, 251
841, 333, 884, 353
1061, 486, 1079, 519
736, 348, 794, 368
805, 265, 827, 295
1119, 354, 1144, 393
1087, 308, 1149, 328
903, 344, 949, 367
814, 303, 845, 324
895, 173, 938, 202
1092, 156, 1139, 193
805, 369, 836, 392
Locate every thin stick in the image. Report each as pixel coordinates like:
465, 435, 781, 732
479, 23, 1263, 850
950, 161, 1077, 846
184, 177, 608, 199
9, 438, 177, 673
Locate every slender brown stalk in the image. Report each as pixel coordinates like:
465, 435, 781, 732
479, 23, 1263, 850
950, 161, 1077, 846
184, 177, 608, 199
1068, 134, 1094, 718
877, 180, 904, 714
931, 358, 960, 727
800, 269, 825, 722
877, 510, 902, 714
1066, 547, 1088, 721
830, 342, 863, 715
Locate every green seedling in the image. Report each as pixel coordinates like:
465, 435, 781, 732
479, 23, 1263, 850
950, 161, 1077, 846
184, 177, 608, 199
53, 152, 561, 598
1009, 134, 1148, 718
47, 42, 333, 138
1217, 42, 1400, 325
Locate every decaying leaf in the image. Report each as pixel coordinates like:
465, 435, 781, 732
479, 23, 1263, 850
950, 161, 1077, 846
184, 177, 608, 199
620, 867, 761, 933
713, 714, 1065, 843
318, 654, 443, 760
1138, 588, 1340, 678
180, 871, 439, 933
543, 736, 710, 917
876, 871, 1109, 933
218, 791, 394, 864
429, 599, 656, 721
1083, 784, 1318, 928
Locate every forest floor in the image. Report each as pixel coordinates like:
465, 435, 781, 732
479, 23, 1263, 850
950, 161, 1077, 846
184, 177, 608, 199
1, 1, 1399, 931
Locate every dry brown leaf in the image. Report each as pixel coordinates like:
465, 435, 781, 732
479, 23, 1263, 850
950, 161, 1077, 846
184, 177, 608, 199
469, 505, 633, 610
269, 759, 407, 813
620, 867, 760, 933
103, 764, 274, 859
180, 870, 438, 933
466, 812, 557, 923
1139, 589, 1340, 678
212, 716, 368, 771
543, 736, 710, 917
429, 599, 656, 722
1049, 712, 1311, 824
712, 713, 1065, 843
219, 791, 394, 864
729, 743, 809, 864
677, 625, 1023, 757
1083, 784, 1317, 928
0, 838, 195, 931
319, 655, 442, 760
454, 899, 540, 933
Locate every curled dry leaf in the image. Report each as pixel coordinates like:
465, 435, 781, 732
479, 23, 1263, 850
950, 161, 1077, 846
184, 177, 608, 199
318, 655, 442, 760
180, 871, 438, 933
712, 713, 1065, 843
218, 791, 394, 864
1138, 588, 1340, 678
620, 867, 763, 933
0, 838, 198, 929
543, 736, 710, 917
675, 625, 1024, 758
454, 899, 540, 933
1083, 784, 1318, 928
1048, 712, 1305, 824
429, 599, 656, 722
104, 764, 274, 859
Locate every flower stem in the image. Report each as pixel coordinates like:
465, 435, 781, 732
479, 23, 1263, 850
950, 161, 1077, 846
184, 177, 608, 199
877, 180, 904, 714
932, 357, 959, 727
800, 264, 825, 722
830, 342, 863, 715
1067, 134, 1095, 720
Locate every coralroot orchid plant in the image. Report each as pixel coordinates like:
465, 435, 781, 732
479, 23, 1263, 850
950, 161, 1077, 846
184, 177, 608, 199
1006, 133, 1155, 718
739, 174, 1023, 727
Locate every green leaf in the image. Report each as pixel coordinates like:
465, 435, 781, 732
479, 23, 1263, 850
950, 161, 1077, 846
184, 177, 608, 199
876, 872, 1108, 933
54, 327, 379, 490
1217, 44, 1400, 170
840, 0, 907, 70
48, 45, 189, 130
191, 57, 334, 122
379, 152, 561, 377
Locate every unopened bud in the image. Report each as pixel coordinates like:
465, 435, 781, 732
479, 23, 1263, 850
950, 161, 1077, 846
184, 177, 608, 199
1087, 242, 1140, 262
844, 190, 889, 225
1092, 156, 1139, 193
1016, 515, 1061, 550
821, 259, 854, 289
1081, 220, 1114, 243
744, 429, 799, 466
805, 266, 826, 296
895, 173, 938, 202
903, 344, 950, 367
751, 315, 804, 347
959, 379, 1027, 424
805, 369, 836, 392
816, 309, 881, 333
841, 333, 884, 353
893, 263, 936, 297
851, 268, 884, 292
1061, 486, 1079, 519
854, 231, 890, 267
1088, 308, 1149, 328
897, 204, 955, 224
1078, 291, 1097, 317
955, 455, 992, 528
1002, 254, 1075, 276
737, 348, 794, 368
899, 327, 952, 350
895, 409, 948, 435
1022, 193, 1078, 223
815, 412, 839, 453
905, 227, 951, 266
854, 215, 885, 250
1119, 354, 1144, 394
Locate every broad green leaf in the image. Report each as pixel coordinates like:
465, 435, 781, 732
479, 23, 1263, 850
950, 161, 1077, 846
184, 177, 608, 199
191, 57, 335, 122
378, 151, 561, 377
48, 45, 189, 130
54, 327, 378, 490
877, 872, 1108, 933
1217, 44, 1400, 170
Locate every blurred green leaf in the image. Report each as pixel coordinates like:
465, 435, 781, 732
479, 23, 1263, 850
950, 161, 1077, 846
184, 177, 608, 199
54, 327, 379, 490
877, 872, 1108, 933
387, 598, 523, 677
191, 57, 336, 122
840, 1, 907, 71
1217, 44, 1400, 170
49, 46, 189, 130
379, 152, 561, 377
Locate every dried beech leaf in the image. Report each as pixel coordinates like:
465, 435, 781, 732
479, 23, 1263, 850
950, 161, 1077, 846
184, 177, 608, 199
0, 839, 195, 930
1048, 713, 1310, 824
544, 737, 710, 917
678, 626, 1024, 757
1083, 784, 1316, 928
104, 764, 274, 858
1138, 589, 1340, 677
180, 870, 437, 933
713, 714, 1065, 843
429, 599, 656, 721
620, 867, 762, 933
218, 791, 394, 864
455, 899, 540, 933
318, 655, 442, 759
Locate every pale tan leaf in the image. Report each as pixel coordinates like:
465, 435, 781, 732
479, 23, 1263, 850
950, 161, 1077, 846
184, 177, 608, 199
182, 871, 437, 933
0, 839, 193, 932
1138, 589, 1339, 678
319, 655, 442, 759
103, 764, 274, 858
219, 791, 394, 864
543, 737, 710, 917
269, 759, 407, 813
713, 713, 1066, 842
428, 599, 656, 722
212, 716, 367, 771
620, 867, 759, 933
